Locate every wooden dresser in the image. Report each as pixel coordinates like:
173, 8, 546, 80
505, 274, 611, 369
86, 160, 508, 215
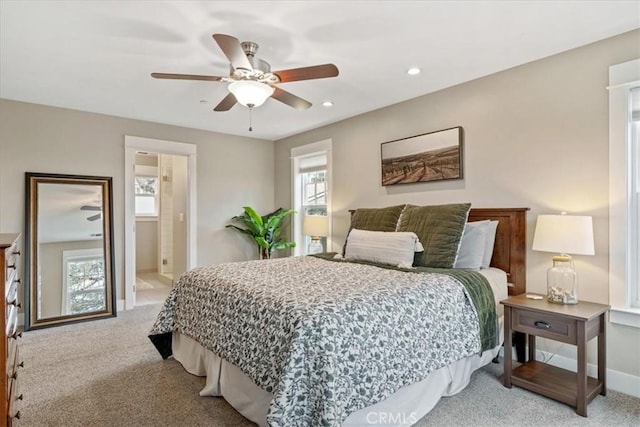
1, 234, 22, 425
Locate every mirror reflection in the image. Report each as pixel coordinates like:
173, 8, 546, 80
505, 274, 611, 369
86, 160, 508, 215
25, 173, 116, 329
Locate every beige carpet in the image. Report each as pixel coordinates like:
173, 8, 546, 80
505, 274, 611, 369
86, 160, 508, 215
18, 304, 640, 426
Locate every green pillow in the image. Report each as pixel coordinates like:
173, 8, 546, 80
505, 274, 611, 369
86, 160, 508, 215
397, 203, 471, 268
350, 204, 407, 232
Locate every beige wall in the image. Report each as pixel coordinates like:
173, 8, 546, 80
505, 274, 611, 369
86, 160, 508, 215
135, 220, 157, 273
0, 99, 275, 302
275, 30, 640, 379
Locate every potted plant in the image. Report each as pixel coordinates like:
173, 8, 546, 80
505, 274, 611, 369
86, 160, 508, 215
226, 206, 296, 259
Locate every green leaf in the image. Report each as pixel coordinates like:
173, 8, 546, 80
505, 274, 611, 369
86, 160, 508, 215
255, 236, 269, 249
227, 206, 296, 258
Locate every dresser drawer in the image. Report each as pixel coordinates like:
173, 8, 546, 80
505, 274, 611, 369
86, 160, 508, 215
8, 369, 21, 423
512, 308, 577, 345
5, 275, 18, 306
4, 244, 19, 283
6, 336, 17, 379
6, 304, 17, 338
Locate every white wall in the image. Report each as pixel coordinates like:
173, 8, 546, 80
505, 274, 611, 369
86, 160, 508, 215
274, 30, 640, 382
0, 99, 275, 304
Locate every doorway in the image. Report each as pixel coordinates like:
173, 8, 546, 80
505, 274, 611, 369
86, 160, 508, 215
124, 136, 197, 310
133, 152, 188, 306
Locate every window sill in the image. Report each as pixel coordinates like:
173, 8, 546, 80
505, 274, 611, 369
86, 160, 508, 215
136, 216, 158, 222
609, 307, 640, 328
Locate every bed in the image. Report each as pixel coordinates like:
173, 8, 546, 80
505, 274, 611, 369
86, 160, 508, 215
149, 205, 528, 426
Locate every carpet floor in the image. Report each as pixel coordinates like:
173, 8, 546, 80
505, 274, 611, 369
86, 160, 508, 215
18, 303, 639, 426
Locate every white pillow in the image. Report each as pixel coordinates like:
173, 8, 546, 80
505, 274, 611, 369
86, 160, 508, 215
481, 220, 499, 269
454, 221, 488, 270
344, 229, 424, 268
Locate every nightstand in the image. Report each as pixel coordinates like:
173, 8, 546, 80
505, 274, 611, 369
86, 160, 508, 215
501, 294, 609, 417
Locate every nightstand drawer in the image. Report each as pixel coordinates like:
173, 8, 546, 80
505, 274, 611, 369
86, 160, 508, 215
512, 309, 577, 344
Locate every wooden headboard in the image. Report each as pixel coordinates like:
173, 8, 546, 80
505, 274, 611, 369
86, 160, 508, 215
468, 208, 528, 296
347, 207, 529, 296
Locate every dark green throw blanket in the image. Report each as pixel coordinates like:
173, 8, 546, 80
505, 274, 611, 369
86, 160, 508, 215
312, 252, 497, 352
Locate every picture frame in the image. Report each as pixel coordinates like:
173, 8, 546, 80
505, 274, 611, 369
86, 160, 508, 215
381, 126, 463, 186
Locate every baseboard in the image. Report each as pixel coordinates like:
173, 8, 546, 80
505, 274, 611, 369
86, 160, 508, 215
498, 347, 640, 398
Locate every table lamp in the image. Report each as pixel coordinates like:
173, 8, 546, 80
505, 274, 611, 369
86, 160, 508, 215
303, 215, 328, 254
532, 213, 595, 304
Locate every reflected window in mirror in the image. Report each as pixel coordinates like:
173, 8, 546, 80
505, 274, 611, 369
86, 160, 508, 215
62, 248, 106, 315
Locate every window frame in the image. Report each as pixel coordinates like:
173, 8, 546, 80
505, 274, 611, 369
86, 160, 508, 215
291, 140, 332, 256
608, 58, 640, 328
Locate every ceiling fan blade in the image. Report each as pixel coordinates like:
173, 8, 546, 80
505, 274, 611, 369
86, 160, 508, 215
213, 93, 237, 112
80, 205, 101, 211
273, 64, 339, 83
87, 213, 102, 222
151, 73, 223, 82
271, 87, 312, 110
212, 34, 252, 71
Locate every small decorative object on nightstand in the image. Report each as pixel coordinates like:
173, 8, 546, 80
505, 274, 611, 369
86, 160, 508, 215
303, 215, 328, 254
501, 294, 609, 417
532, 213, 595, 304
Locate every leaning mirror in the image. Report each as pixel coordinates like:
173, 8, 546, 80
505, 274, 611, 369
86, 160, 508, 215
24, 172, 116, 330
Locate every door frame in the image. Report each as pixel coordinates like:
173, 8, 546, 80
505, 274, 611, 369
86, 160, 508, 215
124, 136, 197, 310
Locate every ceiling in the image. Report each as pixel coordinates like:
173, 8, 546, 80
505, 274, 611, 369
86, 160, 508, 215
1, 1, 638, 141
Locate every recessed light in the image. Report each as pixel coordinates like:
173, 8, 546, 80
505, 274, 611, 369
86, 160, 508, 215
407, 67, 421, 76
322, 101, 334, 107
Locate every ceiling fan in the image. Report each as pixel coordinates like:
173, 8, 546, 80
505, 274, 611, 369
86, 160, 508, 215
151, 34, 339, 112
81, 205, 102, 222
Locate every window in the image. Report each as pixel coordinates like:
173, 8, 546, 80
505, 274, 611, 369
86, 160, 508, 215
608, 59, 640, 327
135, 175, 159, 217
302, 170, 327, 216
291, 140, 332, 256
62, 249, 106, 315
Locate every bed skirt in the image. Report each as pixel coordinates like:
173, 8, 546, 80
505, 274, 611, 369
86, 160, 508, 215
172, 318, 504, 426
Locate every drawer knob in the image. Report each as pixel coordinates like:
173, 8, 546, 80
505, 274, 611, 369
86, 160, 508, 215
17, 393, 23, 401
13, 411, 21, 420
7, 263, 16, 270
9, 301, 21, 308
18, 361, 24, 368
10, 331, 23, 340
534, 320, 551, 329
12, 250, 21, 256
14, 278, 21, 284
10, 372, 17, 380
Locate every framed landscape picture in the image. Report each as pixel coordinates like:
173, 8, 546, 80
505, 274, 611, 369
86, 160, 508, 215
381, 126, 463, 186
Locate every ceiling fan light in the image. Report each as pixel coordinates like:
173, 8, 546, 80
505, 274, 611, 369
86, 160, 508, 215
228, 80, 274, 108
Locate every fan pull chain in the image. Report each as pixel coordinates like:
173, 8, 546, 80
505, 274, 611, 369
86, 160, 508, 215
248, 107, 253, 132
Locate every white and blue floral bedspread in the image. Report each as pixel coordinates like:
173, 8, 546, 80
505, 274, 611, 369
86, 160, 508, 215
149, 255, 495, 427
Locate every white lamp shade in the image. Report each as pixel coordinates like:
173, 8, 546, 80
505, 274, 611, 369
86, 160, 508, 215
228, 81, 274, 108
303, 215, 328, 237
532, 214, 595, 255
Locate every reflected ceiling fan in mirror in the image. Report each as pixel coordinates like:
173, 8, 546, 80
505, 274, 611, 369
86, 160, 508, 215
151, 34, 339, 129
81, 204, 102, 222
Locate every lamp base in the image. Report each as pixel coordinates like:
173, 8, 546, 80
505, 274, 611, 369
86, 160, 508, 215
547, 286, 578, 304
307, 239, 323, 255
547, 255, 578, 304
